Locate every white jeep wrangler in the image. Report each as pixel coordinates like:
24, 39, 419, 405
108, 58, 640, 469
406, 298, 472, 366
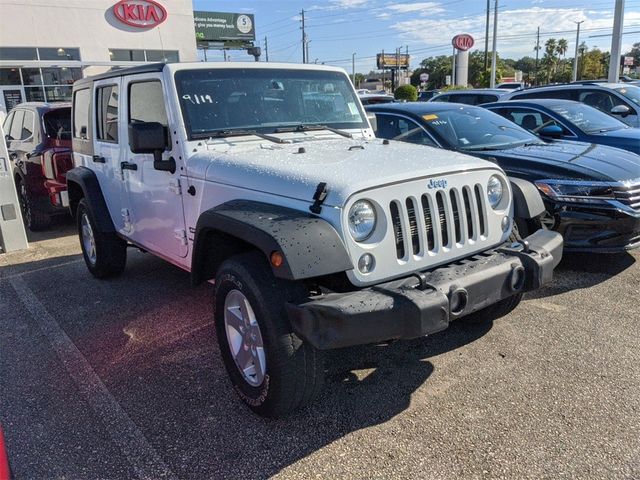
67, 62, 562, 417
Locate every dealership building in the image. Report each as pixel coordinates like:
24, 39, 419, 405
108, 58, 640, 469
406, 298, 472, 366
0, 0, 199, 112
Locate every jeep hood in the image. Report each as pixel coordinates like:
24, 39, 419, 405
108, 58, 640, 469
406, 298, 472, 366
187, 137, 497, 207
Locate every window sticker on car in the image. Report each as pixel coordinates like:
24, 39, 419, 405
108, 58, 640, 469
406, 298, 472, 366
422, 114, 438, 121
347, 102, 358, 115
431, 120, 448, 126
460, 138, 470, 145
182, 94, 213, 105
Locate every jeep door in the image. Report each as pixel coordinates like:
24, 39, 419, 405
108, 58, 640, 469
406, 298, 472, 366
121, 74, 188, 259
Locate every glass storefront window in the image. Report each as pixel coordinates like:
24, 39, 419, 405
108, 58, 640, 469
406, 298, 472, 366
41, 67, 82, 85
24, 87, 45, 102
109, 49, 145, 62
145, 50, 179, 62
38, 47, 81, 61
44, 86, 72, 102
0, 68, 21, 85
0, 47, 38, 61
21, 68, 43, 85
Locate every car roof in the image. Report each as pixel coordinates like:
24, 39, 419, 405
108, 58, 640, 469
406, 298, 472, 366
365, 102, 481, 116
435, 88, 507, 95
486, 98, 583, 107
10, 102, 71, 112
512, 82, 627, 94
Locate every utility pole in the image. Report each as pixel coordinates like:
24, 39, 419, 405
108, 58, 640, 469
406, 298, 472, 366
484, 0, 490, 70
452, 45, 456, 86
534, 26, 540, 85
490, 0, 498, 88
572, 20, 584, 82
405, 45, 408, 86
608, 0, 625, 82
301, 9, 306, 63
264, 36, 269, 62
352, 52, 356, 86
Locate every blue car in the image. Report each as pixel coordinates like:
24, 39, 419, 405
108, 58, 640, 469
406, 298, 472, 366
483, 99, 640, 155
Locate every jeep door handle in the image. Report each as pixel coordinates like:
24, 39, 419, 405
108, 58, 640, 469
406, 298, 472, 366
92, 155, 106, 163
120, 161, 138, 171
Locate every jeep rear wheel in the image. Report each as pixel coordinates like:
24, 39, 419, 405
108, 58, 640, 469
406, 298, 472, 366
77, 199, 127, 279
16, 177, 51, 231
214, 251, 324, 418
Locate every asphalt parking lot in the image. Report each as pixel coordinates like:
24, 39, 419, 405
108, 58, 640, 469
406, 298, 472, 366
1, 221, 639, 480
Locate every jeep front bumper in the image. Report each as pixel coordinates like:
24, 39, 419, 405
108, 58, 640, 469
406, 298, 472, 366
287, 229, 563, 350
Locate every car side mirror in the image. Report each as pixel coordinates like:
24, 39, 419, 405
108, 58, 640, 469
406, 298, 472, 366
538, 125, 563, 139
128, 122, 175, 173
610, 104, 630, 117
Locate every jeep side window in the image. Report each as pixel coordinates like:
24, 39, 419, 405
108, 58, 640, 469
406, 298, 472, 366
129, 81, 168, 125
96, 85, 119, 142
21, 110, 34, 141
73, 88, 90, 140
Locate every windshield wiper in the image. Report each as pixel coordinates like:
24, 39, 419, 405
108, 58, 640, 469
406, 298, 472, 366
193, 129, 288, 144
275, 124, 353, 139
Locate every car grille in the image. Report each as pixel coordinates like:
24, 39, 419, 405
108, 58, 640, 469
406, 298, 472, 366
613, 183, 640, 211
389, 184, 488, 259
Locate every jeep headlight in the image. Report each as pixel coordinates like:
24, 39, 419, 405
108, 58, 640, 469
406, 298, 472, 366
487, 175, 504, 209
348, 200, 376, 242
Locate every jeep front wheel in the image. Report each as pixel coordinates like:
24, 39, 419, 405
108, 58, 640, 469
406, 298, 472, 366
77, 199, 127, 279
214, 251, 323, 417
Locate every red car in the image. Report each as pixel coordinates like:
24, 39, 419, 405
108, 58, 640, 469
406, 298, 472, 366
3, 103, 73, 230
0, 425, 9, 480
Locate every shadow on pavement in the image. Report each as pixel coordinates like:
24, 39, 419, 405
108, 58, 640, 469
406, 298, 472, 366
2, 250, 494, 479
526, 251, 636, 300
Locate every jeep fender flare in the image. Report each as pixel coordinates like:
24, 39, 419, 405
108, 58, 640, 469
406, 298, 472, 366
65, 166, 116, 232
510, 177, 545, 219
191, 200, 353, 284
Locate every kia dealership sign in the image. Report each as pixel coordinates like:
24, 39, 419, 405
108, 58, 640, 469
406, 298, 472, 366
452, 34, 474, 51
113, 0, 167, 28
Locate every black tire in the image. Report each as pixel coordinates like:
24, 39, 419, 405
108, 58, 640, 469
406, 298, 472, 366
16, 177, 51, 231
462, 292, 524, 325
76, 199, 127, 279
214, 251, 324, 418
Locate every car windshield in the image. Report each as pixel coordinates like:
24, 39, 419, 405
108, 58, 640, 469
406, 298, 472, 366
549, 102, 627, 133
175, 68, 368, 139
614, 85, 640, 105
422, 105, 540, 150
43, 108, 71, 140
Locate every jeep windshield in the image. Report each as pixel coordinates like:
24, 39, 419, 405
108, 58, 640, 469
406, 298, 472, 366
175, 68, 368, 140
421, 105, 542, 151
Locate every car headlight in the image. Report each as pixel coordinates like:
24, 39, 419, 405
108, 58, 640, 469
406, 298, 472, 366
535, 180, 614, 204
487, 175, 504, 209
348, 200, 376, 241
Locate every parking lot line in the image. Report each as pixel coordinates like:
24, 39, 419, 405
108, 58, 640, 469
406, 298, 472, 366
8, 275, 177, 480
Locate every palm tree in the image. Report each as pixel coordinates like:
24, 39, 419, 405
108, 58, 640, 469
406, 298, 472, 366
543, 38, 558, 83
556, 38, 569, 79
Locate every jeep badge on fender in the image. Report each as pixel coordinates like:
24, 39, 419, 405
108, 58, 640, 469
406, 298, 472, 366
66, 62, 563, 418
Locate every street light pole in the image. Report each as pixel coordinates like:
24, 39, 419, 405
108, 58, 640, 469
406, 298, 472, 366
572, 20, 584, 82
490, 0, 498, 88
608, 0, 625, 82
352, 52, 356, 86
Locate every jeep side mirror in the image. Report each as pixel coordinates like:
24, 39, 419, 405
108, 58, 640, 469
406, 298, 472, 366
128, 122, 175, 174
610, 104, 630, 117
538, 125, 563, 139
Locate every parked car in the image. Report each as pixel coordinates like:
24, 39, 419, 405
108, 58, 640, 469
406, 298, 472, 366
429, 88, 510, 105
497, 82, 525, 90
2, 102, 72, 230
67, 62, 561, 417
483, 99, 640, 155
503, 83, 640, 127
358, 92, 395, 105
366, 102, 640, 253
417, 90, 439, 101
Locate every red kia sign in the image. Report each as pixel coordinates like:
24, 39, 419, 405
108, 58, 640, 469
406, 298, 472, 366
113, 0, 167, 28
452, 34, 475, 51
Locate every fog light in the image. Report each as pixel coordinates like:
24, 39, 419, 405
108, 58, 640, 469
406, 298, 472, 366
358, 253, 375, 274
501, 216, 510, 232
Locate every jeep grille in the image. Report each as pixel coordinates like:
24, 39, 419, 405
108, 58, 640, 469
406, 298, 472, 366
390, 185, 488, 259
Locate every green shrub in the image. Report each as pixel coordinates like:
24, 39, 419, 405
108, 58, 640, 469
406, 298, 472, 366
394, 84, 418, 102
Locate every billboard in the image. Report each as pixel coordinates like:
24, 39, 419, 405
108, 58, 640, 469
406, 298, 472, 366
377, 53, 410, 69
194, 11, 255, 42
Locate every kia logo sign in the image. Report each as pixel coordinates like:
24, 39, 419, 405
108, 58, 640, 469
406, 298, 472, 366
452, 34, 474, 51
113, 0, 167, 28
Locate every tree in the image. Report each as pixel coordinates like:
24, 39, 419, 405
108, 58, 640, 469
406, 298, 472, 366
394, 84, 418, 101
556, 38, 569, 79
354, 73, 365, 87
411, 55, 454, 89
542, 38, 559, 83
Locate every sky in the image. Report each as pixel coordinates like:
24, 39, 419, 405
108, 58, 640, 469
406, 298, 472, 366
191, 0, 640, 72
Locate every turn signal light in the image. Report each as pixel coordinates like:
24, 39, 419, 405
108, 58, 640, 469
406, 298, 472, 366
270, 251, 284, 268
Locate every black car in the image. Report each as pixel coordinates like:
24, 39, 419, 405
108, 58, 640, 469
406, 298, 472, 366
429, 88, 510, 106
366, 102, 640, 253
483, 99, 640, 155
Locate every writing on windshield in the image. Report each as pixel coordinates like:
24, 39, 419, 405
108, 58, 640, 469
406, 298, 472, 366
175, 68, 367, 139
550, 103, 626, 133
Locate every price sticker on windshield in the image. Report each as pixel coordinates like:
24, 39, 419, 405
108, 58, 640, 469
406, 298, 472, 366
422, 114, 438, 121
347, 102, 359, 115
